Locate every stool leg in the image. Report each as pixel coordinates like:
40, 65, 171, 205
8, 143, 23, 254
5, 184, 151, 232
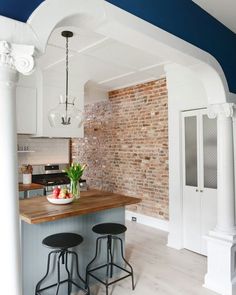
114, 236, 135, 290
70, 251, 86, 285
55, 251, 63, 295
106, 236, 110, 282
108, 236, 113, 278
65, 251, 72, 295
68, 250, 89, 294
86, 236, 105, 286
35, 250, 58, 295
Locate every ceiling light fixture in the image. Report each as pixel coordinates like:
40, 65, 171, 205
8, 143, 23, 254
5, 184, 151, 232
48, 30, 83, 128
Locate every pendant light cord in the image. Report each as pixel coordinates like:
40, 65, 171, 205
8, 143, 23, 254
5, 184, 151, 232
65, 35, 69, 117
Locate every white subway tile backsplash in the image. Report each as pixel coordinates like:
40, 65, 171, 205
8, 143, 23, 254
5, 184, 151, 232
17, 135, 69, 167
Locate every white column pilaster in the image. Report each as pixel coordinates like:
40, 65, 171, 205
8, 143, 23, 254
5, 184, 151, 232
0, 41, 34, 295
204, 103, 236, 295
209, 103, 236, 235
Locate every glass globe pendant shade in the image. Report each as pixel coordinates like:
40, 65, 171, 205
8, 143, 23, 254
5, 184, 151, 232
48, 95, 84, 128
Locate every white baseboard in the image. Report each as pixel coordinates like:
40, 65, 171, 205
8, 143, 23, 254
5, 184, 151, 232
125, 210, 169, 232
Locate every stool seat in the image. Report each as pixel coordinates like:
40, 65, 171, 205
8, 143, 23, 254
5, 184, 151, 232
92, 223, 127, 235
36, 232, 88, 295
42, 233, 83, 249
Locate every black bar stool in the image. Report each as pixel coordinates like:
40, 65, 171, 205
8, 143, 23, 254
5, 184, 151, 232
86, 223, 134, 295
35, 232, 88, 295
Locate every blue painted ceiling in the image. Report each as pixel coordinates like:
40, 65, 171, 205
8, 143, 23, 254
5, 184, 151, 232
1, 0, 236, 93
0, 0, 43, 22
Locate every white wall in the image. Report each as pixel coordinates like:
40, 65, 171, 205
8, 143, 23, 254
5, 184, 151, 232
166, 63, 208, 249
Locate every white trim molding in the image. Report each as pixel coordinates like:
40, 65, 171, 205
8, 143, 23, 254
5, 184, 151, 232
207, 103, 234, 119
0, 40, 35, 295
125, 210, 169, 232
0, 40, 35, 75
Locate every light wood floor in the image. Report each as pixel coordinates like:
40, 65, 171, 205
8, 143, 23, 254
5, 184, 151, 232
88, 221, 217, 295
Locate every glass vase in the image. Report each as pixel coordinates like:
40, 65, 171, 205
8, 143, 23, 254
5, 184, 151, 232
70, 179, 80, 199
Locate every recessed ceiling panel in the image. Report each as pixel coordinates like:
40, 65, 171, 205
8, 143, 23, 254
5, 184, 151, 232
44, 53, 132, 84
100, 71, 156, 90
38, 45, 65, 70
85, 39, 164, 70
69, 54, 133, 83
48, 26, 106, 52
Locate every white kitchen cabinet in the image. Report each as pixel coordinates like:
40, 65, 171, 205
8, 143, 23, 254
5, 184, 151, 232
16, 86, 37, 134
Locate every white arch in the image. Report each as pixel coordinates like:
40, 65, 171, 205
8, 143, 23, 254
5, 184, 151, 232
27, 0, 106, 53
0, 0, 231, 104
24, 0, 233, 104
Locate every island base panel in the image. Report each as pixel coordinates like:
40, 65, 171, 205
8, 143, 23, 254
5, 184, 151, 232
22, 207, 125, 295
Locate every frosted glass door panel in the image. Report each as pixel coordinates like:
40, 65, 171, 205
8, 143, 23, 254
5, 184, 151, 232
185, 116, 198, 187
203, 115, 217, 189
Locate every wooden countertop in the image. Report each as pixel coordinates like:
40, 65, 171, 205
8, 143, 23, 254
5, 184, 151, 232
19, 183, 45, 192
19, 189, 141, 224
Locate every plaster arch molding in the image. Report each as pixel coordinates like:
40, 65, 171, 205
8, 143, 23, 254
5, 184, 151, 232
3, 0, 231, 104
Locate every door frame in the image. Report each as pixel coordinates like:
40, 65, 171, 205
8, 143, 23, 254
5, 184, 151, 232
166, 68, 210, 250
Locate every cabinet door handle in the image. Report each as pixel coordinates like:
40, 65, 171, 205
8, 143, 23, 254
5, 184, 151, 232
200, 190, 203, 193
196, 189, 199, 192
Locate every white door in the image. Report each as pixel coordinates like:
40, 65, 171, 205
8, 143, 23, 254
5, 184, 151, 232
182, 109, 217, 255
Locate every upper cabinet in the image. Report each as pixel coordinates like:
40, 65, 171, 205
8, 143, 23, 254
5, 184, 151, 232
16, 86, 37, 135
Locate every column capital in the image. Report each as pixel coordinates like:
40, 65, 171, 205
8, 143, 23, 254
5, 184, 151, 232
207, 103, 235, 119
0, 40, 35, 75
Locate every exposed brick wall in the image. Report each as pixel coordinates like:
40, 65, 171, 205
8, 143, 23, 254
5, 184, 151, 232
71, 78, 169, 220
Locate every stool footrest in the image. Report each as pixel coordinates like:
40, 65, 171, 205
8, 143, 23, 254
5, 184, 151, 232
36, 279, 68, 293
87, 263, 133, 287
36, 279, 87, 294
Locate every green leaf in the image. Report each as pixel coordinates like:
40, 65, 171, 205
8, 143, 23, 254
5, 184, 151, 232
63, 163, 87, 181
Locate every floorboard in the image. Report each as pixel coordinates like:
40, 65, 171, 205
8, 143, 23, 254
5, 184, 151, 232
84, 221, 217, 295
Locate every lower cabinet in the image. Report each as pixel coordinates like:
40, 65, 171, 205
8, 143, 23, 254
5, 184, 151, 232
19, 188, 45, 199
26, 189, 45, 198
19, 191, 25, 200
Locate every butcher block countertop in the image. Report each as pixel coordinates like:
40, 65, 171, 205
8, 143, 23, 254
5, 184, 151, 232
19, 189, 141, 224
19, 183, 45, 192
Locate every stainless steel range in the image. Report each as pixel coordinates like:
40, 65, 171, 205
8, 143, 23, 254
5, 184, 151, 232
32, 164, 87, 195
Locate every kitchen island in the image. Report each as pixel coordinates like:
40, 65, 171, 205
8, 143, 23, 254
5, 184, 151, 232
20, 189, 141, 295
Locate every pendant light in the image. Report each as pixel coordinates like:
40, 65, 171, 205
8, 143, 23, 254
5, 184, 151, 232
48, 31, 83, 128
